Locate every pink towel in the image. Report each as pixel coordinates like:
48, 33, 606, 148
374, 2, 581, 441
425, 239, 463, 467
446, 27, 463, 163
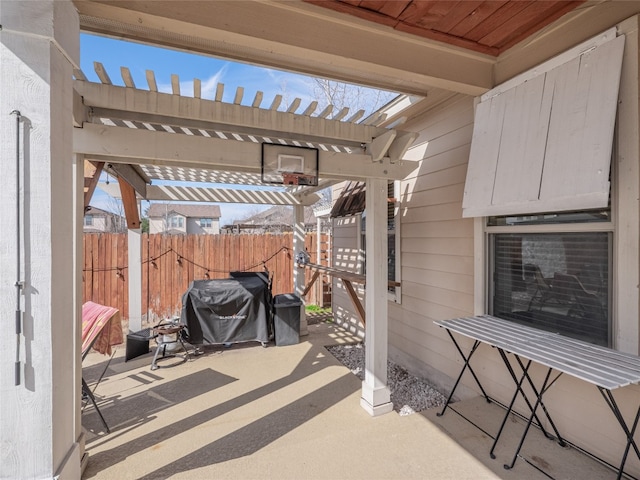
82, 301, 124, 356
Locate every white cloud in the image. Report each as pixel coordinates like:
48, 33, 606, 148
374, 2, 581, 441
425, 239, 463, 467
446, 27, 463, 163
200, 65, 229, 99
156, 65, 228, 98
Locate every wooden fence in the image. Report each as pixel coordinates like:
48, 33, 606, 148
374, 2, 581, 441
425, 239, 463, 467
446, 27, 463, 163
83, 232, 329, 322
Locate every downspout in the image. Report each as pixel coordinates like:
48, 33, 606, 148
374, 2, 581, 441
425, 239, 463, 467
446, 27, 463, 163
10, 109, 23, 386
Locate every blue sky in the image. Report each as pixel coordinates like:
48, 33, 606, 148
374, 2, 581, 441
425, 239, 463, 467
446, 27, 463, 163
81, 33, 395, 225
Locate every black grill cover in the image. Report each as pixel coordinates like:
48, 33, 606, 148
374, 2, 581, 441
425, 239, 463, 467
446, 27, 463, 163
181, 277, 272, 345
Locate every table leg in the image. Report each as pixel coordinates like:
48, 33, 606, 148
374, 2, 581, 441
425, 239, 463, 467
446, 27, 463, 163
491, 356, 538, 458
598, 387, 640, 480
513, 355, 565, 445
504, 367, 562, 470
437, 332, 490, 417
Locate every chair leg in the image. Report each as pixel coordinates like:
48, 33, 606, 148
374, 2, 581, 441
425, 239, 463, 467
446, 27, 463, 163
82, 377, 110, 433
90, 347, 117, 394
150, 343, 164, 370
178, 336, 191, 361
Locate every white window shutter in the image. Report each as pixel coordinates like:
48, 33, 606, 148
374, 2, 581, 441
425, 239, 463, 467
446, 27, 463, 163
463, 33, 625, 218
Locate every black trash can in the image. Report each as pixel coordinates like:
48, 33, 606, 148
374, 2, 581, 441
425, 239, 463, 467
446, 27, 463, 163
273, 293, 302, 346
125, 328, 153, 361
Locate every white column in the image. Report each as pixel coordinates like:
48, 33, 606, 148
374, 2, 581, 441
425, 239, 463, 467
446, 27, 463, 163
0, 1, 81, 478
615, 16, 640, 354
72, 154, 86, 464
316, 216, 322, 304
360, 178, 392, 416
128, 228, 143, 332
293, 205, 307, 336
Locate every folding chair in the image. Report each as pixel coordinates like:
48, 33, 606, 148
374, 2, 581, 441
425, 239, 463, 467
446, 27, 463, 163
81, 301, 124, 433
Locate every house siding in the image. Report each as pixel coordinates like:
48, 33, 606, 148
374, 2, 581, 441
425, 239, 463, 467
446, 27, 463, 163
150, 215, 220, 234
388, 95, 479, 398
149, 217, 164, 234
401, 74, 640, 473
186, 217, 220, 234
334, 84, 640, 474
331, 214, 364, 338
84, 215, 107, 232
398, 95, 640, 473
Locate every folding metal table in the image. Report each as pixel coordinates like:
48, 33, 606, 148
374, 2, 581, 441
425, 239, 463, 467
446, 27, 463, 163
435, 315, 640, 479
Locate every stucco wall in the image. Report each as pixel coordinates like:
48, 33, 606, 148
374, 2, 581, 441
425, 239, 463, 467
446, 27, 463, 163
0, 1, 81, 478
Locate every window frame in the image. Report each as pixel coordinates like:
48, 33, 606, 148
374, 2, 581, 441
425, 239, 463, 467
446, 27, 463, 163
169, 215, 184, 229
487, 227, 613, 346
359, 180, 402, 304
482, 190, 615, 347
473, 22, 640, 354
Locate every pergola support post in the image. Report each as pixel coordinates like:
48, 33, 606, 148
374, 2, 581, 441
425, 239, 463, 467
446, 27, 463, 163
316, 216, 323, 305
128, 227, 143, 332
360, 178, 393, 416
293, 204, 308, 336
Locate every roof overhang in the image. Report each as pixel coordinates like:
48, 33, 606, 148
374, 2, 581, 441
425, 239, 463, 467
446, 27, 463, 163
74, 0, 494, 97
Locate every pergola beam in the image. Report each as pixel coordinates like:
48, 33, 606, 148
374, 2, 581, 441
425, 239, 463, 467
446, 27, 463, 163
146, 185, 319, 206
83, 159, 104, 209
117, 176, 141, 229
75, 81, 391, 146
109, 163, 148, 197
74, 123, 420, 181
73, 89, 88, 127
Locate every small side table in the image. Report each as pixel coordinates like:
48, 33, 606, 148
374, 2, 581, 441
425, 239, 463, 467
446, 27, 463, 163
151, 324, 191, 370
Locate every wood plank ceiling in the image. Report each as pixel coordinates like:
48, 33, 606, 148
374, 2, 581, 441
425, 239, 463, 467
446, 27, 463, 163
305, 0, 586, 56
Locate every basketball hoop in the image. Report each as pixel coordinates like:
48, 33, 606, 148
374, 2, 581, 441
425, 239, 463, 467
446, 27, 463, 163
261, 144, 319, 186
282, 173, 316, 186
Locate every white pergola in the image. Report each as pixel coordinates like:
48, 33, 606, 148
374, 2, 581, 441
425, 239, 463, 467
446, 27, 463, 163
73, 59, 420, 412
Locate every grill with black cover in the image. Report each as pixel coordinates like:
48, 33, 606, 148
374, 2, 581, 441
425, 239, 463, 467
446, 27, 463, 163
181, 274, 273, 346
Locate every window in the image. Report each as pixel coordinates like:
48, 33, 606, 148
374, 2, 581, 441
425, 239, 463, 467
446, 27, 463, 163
84, 215, 93, 226
488, 212, 611, 347
467, 31, 622, 348
170, 216, 184, 228
360, 181, 401, 302
200, 218, 212, 228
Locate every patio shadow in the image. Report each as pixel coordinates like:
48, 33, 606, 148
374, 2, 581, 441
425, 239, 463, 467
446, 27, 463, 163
83, 340, 352, 478
137, 373, 358, 479
83, 368, 238, 438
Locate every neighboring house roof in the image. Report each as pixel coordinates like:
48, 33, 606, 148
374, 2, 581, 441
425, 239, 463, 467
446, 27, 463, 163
85, 205, 118, 217
147, 203, 221, 219
84, 205, 126, 233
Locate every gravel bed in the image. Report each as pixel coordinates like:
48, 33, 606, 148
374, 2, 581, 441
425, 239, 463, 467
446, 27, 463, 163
326, 343, 446, 416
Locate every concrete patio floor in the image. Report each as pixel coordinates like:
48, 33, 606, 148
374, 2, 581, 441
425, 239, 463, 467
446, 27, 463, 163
81, 318, 618, 480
